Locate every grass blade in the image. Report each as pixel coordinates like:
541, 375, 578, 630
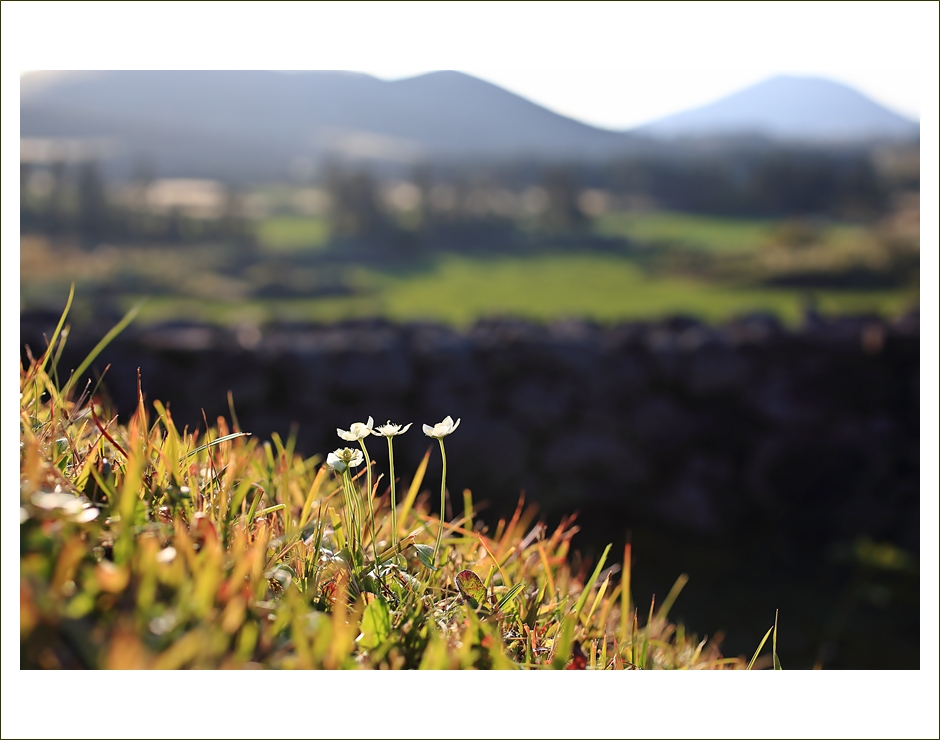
36, 283, 74, 379
640, 595, 655, 669
620, 542, 632, 644
773, 609, 782, 670
495, 582, 525, 612
397, 448, 430, 535
186, 431, 251, 459
572, 543, 611, 625
583, 575, 611, 627
747, 625, 775, 670
63, 301, 141, 397
656, 573, 689, 623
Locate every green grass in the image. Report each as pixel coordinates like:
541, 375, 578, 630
358, 254, 917, 328
113, 252, 917, 329
256, 216, 331, 254
594, 211, 778, 253
21, 219, 919, 329
19, 296, 780, 670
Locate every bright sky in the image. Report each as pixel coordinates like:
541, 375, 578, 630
7, 3, 934, 132
359, 68, 922, 131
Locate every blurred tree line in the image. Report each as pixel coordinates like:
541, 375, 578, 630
602, 149, 892, 219
20, 142, 917, 252
19, 160, 255, 248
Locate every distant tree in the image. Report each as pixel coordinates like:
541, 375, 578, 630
541, 167, 586, 233
219, 185, 255, 247
77, 160, 108, 239
20, 162, 33, 213
131, 159, 154, 209
324, 163, 390, 239
20, 161, 32, 191
411, 163, 433, 232
48, 160, 69, 233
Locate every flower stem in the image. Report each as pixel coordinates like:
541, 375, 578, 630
432, 437, 447, 568
387, 436, 398, 552
341, 470, 358, 554
340, 470, 356, 557
358, 438, 379, 568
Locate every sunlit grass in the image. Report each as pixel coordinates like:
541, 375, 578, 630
256, 216, 331, 254
109, 253, 918, 329
593, 211, 778, 252
360, 254, 918, 328
21, 220, 919, 329
19, 292, 783, 670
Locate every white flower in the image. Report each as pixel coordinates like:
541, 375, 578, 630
337, 416, 374, 441
422, 415, 461, 439
31, 491, 85, 515
156, 546, 177, 564
372, 421, 413, 437
326, 447, 364, 473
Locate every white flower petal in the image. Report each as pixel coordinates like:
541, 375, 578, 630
73, 507, 100, 523
32, 491, 85, 514
423, 416, 461, 438
339, 417, 375, 441
374, 420, 413, 437
328, 447, 364, 471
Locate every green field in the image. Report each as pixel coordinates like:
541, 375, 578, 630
256, 216, 331, 254
366, 254, 918, 326
594, 211, 778, 252
112, 252, 918, 328
21, 209, 920, 328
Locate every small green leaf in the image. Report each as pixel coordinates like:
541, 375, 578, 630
412, 543, 437, 570
455, 569, 487, 608
359, 597, 391, 650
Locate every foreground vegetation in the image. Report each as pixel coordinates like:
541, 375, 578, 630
20, 294, 781, 669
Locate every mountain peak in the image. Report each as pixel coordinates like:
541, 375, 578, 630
634, 75, 918, 143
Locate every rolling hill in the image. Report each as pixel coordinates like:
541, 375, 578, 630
20, 71, 919, 182
20, 70, 641, 179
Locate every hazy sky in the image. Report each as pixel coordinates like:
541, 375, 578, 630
357, 68, 922, 131
5, 3, 933, 132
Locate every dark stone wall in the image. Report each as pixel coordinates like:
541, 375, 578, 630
21, 311, 919, 551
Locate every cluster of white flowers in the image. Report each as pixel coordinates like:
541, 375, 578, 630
327, 416, 459, 471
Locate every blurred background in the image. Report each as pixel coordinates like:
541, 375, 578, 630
19, 67, 921, 668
